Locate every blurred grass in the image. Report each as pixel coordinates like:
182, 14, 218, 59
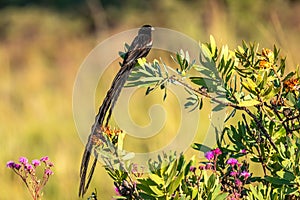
1, 0, 300, 199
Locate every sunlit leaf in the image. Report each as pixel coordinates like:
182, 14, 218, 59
210, 35, 217, 56
149, 174, 163, 185
238, 99, 260, 107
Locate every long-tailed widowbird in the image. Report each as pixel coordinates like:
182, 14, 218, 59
79, 25, 154, 197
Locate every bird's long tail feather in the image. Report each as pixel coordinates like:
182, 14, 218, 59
79, 63, 135, 197
79, 141, 92, 197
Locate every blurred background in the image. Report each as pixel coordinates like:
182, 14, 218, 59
1, 0, 300, 199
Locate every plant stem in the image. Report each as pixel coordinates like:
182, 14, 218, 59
169, 75, 278, 152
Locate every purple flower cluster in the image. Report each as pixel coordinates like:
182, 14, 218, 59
226, 157, 251, 180
7, 156, 54, 175
201, 148, 223, 171
199, 147, 251, 199
227, 158, 238, 166
6, 161, 21, 170
6, 156, 54, 200
225, 157, 251, 199
204, 148, 222, 161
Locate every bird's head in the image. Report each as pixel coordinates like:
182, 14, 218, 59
138, 25, 155, 35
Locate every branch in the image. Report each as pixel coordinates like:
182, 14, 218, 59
266, 103, 292, 136
169, 75, 243, 109
169, 75, 278, 152
242, 114, 267, 175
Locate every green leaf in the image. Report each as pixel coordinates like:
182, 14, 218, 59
199, 98, 203, 110
149, 174, 163, 185
121, 152, 135, 160
177, 154, 185, 172
168, 171, 184, 195
212, 104, 226, 111
192, 143, 212, 152
139, 192, 157, 200
184, 159, 193, 176
201, 44, 213, 62
224, 109, 236, 122
207, 173, 217, 190
276, 170, 295, 181
211, 184, 227, 199
200, 44, 217, 73
117, 132, 126, 151
191, 188, 198, 199
149, 185, 164, 197
112, 196, 127, 199
241, 78, 258, 94
261, 85, 274, 100
118, 51, 126, 59
264, 175, 291, 185
238, 99, 260, 107
250, 156, 261, 163
139, 77, 164, 82
282, 71, 295, 82
190, 77, 218, 92
214, 193, 228, 200
165, 160, 178, 186
248, 184, 264, 200
185, 51, 190, 64
210, 35, 217, 56
272, 127, 285, 140
195, 67, 214, 77
286, 92, 296, 105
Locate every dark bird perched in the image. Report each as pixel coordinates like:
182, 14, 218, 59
79, 25, 154, 197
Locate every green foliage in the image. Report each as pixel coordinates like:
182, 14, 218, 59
108, 152, 228, 200
108, 36, 300, 199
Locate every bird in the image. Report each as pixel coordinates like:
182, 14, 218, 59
79, 25, 154, 197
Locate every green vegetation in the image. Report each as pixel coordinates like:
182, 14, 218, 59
1, 0, 300, 199
100, 37, 300, 199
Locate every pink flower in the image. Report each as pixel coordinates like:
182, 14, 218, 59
47, 162, 54, 167
114, 186, 121, 196
32, 159, 41, 167
241, 171, 251, 179
205, 163, 213, 170
213, 148, 222, 155
14, 163, 21, 170
189, 166, 196, 173
205, 151, 214, 160
7, 161, 21, 170
241, 149, 247, 154
227, 158, 238, 166
230, 171, 238, 176
6, 161, 15, 168
45, 169, 53, 176
25, 164, 34, 172
235, 179, 242, 187
199, 165, 205, 170
40, 156, 49, 162
19, 157, 28, 164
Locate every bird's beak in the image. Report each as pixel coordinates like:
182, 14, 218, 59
151, 27, 155, 31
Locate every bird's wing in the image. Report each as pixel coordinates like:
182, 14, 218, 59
122, 33, 152, 66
